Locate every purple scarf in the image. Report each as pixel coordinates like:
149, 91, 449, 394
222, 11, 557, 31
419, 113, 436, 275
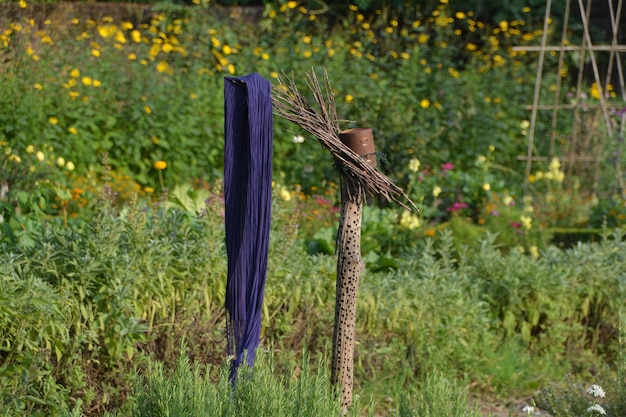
223, 73, 273, 378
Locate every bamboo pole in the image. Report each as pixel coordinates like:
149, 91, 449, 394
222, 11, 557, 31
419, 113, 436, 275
331, 128, 376, 412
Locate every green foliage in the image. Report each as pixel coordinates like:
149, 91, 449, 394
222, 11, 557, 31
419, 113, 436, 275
392, 370, 482, 417
130, 348, 351, 417
0, 182, 625, 414
1, 2, 626, 415
537, 376, 626, 417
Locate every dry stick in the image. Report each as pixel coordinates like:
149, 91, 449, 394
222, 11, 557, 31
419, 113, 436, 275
272, 69, 415, 412
272, 69, 416, 211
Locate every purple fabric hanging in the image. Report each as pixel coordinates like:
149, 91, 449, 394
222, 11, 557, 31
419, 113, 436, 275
223, 73, 273, 379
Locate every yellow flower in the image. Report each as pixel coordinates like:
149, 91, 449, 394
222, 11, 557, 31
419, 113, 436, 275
418, 33, 429, 44
345, 94, 354, 103
482, 183, 491, 191
433, 185, 442, 197
70, 68, 80, 78
408, 158, 421, 172
93, 79, 101, 87
131, 30, 141, 43
448, 67, 460, 79
36, 151, 45, 161
287, 0, 297, 8
68, 127, 78, 134
156, 61, 169, 73
279, 188, 291, 201
555, 171, 565, 182
115, 31, 126, 44
19, 0, 27, 8
65, 161, 75, 171
529, 246, 539, 257
49, 116, 58, 125
91, 49, 100, 57
128, 53, 137, 60
420, 99, 430, 108
57, 157, 65, 167
548, 157, 560, 171
26, 145, 34, 153
81, 76, 92, 86
222, 45, 232, 55
153, 160, 167, 170
97, 24, 114, 38
34, 83, 43, 90
144, 105, 152, 114
399, 210, 420, 230
520, 215, 532, 230
144, 186, 155, 193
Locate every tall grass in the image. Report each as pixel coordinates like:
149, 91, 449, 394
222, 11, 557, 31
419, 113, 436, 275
123, 346, 486, 417
129, 347, 352, 417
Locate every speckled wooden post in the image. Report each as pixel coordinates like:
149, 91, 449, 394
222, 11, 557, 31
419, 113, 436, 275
331, 127, 377, 412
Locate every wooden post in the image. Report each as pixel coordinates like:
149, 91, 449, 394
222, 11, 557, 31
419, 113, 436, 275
331, 127, 377, 412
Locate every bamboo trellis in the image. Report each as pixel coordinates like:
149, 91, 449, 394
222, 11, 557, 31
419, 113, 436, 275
514, 0, 626, 198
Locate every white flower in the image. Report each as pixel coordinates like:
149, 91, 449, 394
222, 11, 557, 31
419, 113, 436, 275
522, 404, 535, 414
292, 134, 305, 144
587, 404, 606, 415
586, 384, 606, 398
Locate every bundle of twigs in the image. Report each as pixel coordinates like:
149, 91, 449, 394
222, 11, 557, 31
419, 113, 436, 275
272, 68, 416, 211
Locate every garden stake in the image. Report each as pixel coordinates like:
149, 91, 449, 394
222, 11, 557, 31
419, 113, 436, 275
272, 69, 415, 412
331, 127, 377, 410
223, 73, 273, 381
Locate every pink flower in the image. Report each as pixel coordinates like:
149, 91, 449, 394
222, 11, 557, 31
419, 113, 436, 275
447, 202, 468, 212
314, 196, 331, 205
441, 162, 455, 172
509, 222, 522, 229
